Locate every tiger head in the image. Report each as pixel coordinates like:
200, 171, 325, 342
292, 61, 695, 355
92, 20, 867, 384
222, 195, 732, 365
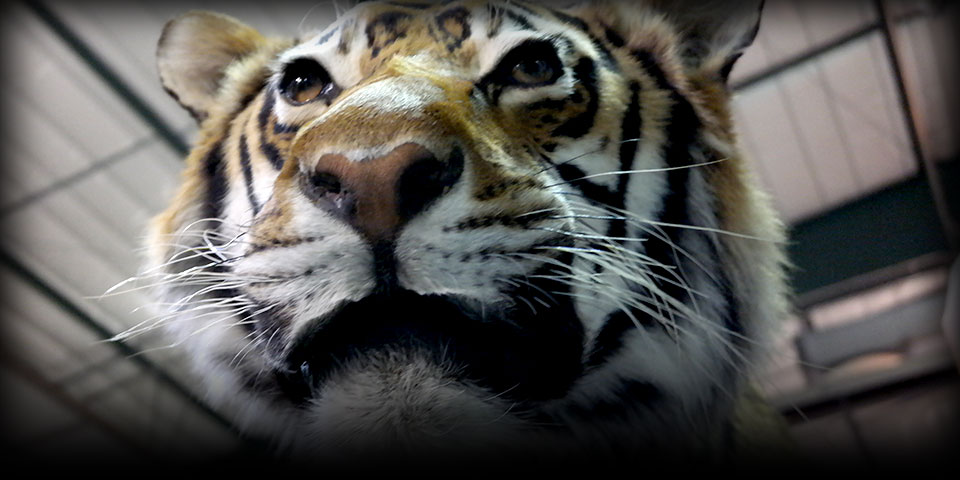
145, 0, 787, 464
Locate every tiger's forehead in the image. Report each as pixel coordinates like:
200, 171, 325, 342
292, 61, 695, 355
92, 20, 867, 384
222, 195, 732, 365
319, 0, 544, 47
279, 0, 586, 87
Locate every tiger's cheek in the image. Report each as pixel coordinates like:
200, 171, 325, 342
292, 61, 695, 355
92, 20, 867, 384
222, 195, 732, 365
520, 103, 570, 148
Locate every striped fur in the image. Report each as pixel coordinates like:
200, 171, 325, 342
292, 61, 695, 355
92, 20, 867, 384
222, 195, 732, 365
137, 0, 789, 465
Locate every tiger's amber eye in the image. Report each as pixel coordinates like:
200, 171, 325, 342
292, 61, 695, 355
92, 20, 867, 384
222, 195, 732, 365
512, 59, 555, 85
288, 75, 328, 103
279, 58, 334, 105
485, 39, 563, 89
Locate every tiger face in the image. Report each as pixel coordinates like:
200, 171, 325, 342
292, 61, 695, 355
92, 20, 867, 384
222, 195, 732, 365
145, 0, 787, 464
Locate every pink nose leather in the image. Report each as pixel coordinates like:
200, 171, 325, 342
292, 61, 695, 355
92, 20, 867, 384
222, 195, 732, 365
304, 142, 462, 242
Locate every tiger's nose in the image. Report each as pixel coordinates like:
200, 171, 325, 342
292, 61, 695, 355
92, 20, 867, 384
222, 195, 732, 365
300, 143, 464, 242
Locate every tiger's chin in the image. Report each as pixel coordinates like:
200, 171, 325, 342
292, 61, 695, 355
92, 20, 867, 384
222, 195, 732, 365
290, 350, 534, 461
258, 289, 584, 458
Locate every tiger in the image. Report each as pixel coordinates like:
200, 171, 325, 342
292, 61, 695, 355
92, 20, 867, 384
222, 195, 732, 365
140, 0, 791, 468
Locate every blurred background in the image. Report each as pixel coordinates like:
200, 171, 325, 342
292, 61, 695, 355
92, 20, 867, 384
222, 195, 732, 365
1, 0, 957, 467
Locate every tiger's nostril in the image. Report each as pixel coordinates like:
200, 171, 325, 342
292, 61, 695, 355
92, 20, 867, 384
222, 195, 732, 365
308, 171, 341, 194
301, 170, 355, 220
397, 146, 464, 221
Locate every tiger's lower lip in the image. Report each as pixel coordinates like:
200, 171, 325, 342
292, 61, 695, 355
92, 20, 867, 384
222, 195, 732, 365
278, 286, 584, 406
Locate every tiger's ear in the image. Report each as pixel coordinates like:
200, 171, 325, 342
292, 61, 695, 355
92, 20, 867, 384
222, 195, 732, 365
658, 0, 764, 81
157, 11, 266, 122
572, 0, 763, 83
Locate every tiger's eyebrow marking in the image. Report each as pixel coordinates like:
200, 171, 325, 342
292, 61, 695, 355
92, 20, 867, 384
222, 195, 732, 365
337, 18, 357, 54
316, 25, 339, 45
434, 6, 472, 52
365, 10, 413, 58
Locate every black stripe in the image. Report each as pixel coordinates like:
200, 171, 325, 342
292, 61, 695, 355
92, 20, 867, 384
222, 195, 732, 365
507, 1, 539, 17
258, 92, 274, 131
234, 82, 265, 117
442, 209, 554, 232
587, 82, 651, 364
586, 309, 652, 367
590, 55, 705, 364
366, 11, 412, 58
257, 95, 287, 170
709, 230, 744, 344
434, 7, 471, 52
632, 50, 675, 91
260, 142, 285, 170
274, 121, 298, 135
337, 21, 353, 55
587, 34, 618, 71
196, 142, 231, 276
384, 1, 431, 8
552, 162, 617, 206
316, 26, 338, 45
196, 142, 230, 280
510, 0, 616, 71
603, 26, 626, 48
547, 8, 589, 32
503, 8, 534, 30
606, 81, 643, 241
545, 7, 618, 70
639, 61, 700, 310
721, 275, 743, 346
203, 141, 228, 222
245, 236, 327, 255
258, 89, 298, 134
551, 57, 599, 139
239, 133, 261, 215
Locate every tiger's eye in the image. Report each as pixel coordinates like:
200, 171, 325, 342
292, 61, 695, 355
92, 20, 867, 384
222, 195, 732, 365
484, 39, 564, 90
512, 59, 555, 85
279, 58, 334, 105
287, 75, 330, 103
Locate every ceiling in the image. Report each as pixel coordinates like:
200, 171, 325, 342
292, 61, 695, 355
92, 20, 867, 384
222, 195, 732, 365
1, 0, 956, 460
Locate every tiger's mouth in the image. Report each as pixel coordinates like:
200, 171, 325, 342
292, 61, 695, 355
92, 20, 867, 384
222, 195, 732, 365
274, 281, 584, 408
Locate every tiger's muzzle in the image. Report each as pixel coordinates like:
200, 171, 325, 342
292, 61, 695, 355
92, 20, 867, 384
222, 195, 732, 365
260, 72, 584, 441
276, 288, 584, 408
298, 142, 465, 244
